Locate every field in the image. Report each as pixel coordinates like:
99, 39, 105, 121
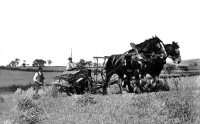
0, 69, 200, 124
0, 69, 61, 87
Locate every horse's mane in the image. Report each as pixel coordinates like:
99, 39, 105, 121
136, 37, 153, 48
136, 36, 160, 53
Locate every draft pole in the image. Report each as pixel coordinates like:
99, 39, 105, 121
96, 58, 98, 82
71, 48, 72, 58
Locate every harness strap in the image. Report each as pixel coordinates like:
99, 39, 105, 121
159, 40, 168, 59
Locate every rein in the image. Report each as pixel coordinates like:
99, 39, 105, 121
105, 63, 123, 76
105, 45, 168, 77
105, 53, 153, 76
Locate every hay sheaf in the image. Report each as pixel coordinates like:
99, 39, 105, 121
0, 96, 4, 103
76, 94, 97, 107
14, 97, 44, 124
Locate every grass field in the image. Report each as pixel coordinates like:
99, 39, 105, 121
0, 69, 61, 87
0, 68, 200, 124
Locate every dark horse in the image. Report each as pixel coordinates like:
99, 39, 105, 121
136, 38, 181, 92
102, 36, 168, 95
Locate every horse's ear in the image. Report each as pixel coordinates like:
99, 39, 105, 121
130, 42, 136, 49
155, 35, 157, 38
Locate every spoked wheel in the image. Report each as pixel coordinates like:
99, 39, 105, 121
92, 69, 106, 94
85, 77, 95, 93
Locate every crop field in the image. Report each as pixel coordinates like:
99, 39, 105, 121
0, 69, 200, 124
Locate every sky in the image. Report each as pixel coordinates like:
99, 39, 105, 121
0, 0, 200, 66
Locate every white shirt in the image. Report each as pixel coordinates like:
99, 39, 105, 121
66, 62, 77, 71
33, 71, 42, 82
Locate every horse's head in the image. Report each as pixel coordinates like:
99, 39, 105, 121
165, 41, 181, 64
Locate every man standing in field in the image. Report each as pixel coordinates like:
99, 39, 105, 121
33, 66, 45, 94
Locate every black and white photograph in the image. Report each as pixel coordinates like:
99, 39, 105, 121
0, 0, 200, 123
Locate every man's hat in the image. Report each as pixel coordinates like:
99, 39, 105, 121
68, 57, 72, 60
38, 66, 42, 70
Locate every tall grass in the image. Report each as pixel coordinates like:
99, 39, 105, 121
0, 76, 200, 124
156, 90, 198, 123
14, 97, 44, 124
167, 76, 199, 91
1, 91, 200, 124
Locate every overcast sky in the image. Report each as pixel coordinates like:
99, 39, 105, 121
0, 0, 199, 66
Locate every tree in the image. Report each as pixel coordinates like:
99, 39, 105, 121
93, 63, 98, 67
7, 58, 20, 67
189, 62, 198, 67
179, 65, 189, 72
32, 59, 46, 67
194, 63, 198, 66
15, 58, 20, 67
7, 61, 16, 67
86, 61, 92, 67
22, 63, 26, 67
47, 60, 52, 66
22, 60, 26, 67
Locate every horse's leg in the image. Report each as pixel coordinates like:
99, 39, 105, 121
141, 73, 150, 92
124, 73, 134, 93
132, 69, 142, 93
117, 74, 124, 94
117, 78, 123, 94
151, 76, 159, 91
153, 76, 159, 86
122, 79, 126, 89
127, 76, 134, 93
102, 74, 111, 95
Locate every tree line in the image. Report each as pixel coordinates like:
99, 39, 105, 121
7, 58, 52, 67
6, 58, 94, 67
164, 63, 195, 76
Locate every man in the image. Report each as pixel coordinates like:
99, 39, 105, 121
66, 57, 77, 71
33, 66, 45, 94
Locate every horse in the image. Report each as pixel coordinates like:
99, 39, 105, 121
102, 54, 141, 94
102, 36, 167, 95
137, 40, 181, 92
164, 41, 181, 64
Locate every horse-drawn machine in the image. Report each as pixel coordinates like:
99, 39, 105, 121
52, 56, 110, 95
52, 36, 182, 95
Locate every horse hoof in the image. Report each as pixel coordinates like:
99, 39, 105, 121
102, 91, 107, 95
66, 93, 72, 96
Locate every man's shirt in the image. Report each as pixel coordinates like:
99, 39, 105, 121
33, 71, 44, 83
66, 62, 77, 71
